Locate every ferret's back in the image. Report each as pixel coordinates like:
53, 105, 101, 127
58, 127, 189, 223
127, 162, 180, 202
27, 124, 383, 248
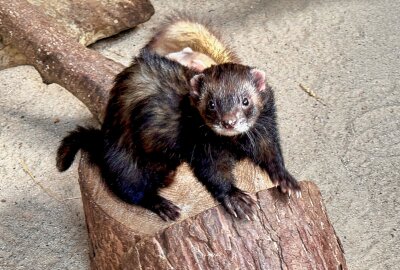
111, 52, 189, 154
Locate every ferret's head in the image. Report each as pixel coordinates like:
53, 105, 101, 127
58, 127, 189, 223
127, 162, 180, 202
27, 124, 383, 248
189, 63, 268, 137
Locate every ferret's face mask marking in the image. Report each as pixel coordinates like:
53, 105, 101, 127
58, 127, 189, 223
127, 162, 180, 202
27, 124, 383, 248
190, 66, 266, 136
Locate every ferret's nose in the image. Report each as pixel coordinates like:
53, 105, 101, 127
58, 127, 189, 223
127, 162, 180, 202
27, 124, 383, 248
222, 118, 237, 129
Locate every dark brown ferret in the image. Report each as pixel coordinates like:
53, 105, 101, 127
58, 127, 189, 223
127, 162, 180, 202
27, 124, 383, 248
56, 15, 300, 221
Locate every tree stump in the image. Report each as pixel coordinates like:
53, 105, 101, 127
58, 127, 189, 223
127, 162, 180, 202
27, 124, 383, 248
0, 2, 348, 269
80, 155, 346, 269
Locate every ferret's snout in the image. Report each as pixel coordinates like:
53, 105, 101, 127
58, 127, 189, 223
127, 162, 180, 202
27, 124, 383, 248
221, 117, 237, 129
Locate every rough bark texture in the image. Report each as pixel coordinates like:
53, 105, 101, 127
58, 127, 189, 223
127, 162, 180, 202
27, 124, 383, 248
0, 0, 154, 69
79, 153, 346, 270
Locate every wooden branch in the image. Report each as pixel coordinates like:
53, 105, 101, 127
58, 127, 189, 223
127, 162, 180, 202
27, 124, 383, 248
79, 153, 347, 269
0, 0, 153, 119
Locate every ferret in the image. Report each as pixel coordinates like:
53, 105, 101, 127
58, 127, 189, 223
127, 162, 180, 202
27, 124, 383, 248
166, 47, 216, 71
56, 15, 300, 221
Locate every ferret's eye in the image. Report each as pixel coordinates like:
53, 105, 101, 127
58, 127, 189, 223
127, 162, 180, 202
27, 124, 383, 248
208, 100, 216, 110
242, 98, 249, 107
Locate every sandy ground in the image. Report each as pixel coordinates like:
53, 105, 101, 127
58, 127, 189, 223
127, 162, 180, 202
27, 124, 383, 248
1, 0, 399, 269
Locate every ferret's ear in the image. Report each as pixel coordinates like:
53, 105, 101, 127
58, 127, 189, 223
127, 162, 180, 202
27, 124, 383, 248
250, 69, 266, 92
190, 74, 205, 99
191, 60, 208, 72
182, 47, 193, 53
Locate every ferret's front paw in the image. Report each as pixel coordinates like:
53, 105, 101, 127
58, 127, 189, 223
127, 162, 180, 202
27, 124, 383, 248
274, 173, 301, 198
221, 188, 257, 220
152, 196, 181, 221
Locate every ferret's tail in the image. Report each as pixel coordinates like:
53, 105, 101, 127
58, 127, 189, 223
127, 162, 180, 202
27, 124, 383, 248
56, 126, 103, 172
145, 13, 239, 64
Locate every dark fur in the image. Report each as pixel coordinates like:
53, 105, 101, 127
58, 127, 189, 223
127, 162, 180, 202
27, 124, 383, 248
56, 49, 300, 221
56, 126, 102, 171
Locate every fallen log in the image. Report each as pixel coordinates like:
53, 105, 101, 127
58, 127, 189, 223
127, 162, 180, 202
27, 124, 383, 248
0, 1, 347, 269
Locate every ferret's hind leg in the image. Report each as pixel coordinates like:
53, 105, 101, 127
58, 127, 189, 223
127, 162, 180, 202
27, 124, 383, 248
102, 147, 181, 221
136, 168, 181, 221
115, 172, 180, 221
105, 167, 181, 221
139, 193, 181, 221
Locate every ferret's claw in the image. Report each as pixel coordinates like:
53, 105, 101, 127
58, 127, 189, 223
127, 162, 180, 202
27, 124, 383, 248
222, 189, 258, 220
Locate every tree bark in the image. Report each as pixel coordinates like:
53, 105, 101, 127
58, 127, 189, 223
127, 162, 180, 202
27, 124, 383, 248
79, 154, 347, 270
1, 2, 347, 269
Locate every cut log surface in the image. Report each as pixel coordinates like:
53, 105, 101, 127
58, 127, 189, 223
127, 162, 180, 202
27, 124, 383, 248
0, 0, 155, 69
79, 154, 272, 235
79, 153, 346, 269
